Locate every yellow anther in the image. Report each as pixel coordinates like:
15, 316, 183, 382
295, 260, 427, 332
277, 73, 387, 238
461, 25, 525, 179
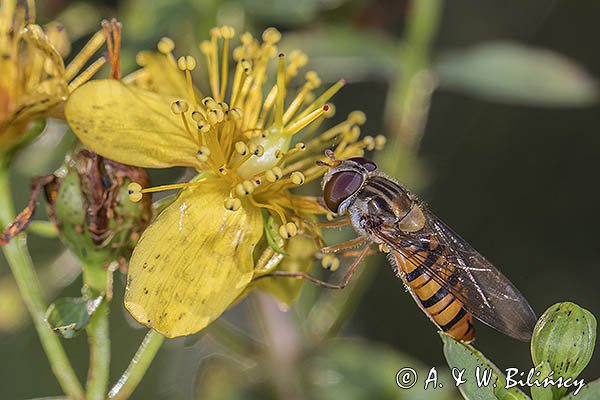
197, 121, 210, 133
248, 143, 264, 157
196, 146, 211, 162
321, 254, 340, 271
295, 142, 306, 151
253, 176, 262, 185
157, 37, 175, 54
374, 135, 386, 150
224, 197, 241, 211
289, 50, 308, 67
127, 182, 143, 203
235, 180, 256, 196
278, 222, 297, 239
191, 111, 204, 122
218, 165, 228, 175
241, 32, 253, 44
235, 141, 248, 156
217, 102, 229, 112
240, 59, 252, 73
202, 97, 218, 109
207, 109, 219, 125
220, 26, 235, 39
200, 40, 211, 54
233, 47, 244, 61
324, 103, 336, 118
378, 243, 391, 253
228, 107, 243, 121
349, 110, 367, 125
171, 100, 189, 114
345, 126, 361, 142
305, 71, 321, 88
275, 150, 283, 159
290, 171, 305, 185
177, 55, 197, 71
364, 136, 376, 151
210, 27, 222, 38
135, 52, 148, 66
262, 27, 281, 44
265, 166, 283, 182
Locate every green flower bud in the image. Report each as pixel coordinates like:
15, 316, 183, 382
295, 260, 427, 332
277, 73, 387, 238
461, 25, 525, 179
46, 149, 152, 268
531, 302, 596, 390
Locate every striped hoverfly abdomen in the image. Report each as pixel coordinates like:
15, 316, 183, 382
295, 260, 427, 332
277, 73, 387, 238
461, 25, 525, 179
321, 155, 536, 342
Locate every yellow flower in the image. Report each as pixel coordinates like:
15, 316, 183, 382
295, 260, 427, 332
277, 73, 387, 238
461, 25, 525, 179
0, 0, 108, 155
65, 26, 384, 338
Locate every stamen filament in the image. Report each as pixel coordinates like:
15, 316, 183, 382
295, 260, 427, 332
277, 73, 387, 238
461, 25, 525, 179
285, 105, 329, 136
180, 113, 199, 145
220, 37, 229, 101
65, 29, 105, 80
67, 56, 107, 92
283, 84, 311, 124
248, 196, 288, 225
141, 179, 207, 194
275, 53, 286, 129
296, 79, 345, 121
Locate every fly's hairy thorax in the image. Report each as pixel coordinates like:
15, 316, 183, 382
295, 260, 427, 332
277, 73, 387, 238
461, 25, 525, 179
346, 173, 424, 240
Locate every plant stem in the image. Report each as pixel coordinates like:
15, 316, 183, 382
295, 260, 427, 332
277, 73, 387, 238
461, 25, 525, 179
83, 264, 110, 400
108, 329, 164, 400
0, 161, 84, 399
381, 0, 443, 177
27, 220, 59, 238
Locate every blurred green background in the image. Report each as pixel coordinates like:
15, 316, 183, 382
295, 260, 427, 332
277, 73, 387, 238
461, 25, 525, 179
1, 0, 599, 398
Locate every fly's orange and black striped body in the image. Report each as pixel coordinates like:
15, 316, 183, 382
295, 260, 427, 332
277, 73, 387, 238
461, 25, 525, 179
320, 155, 537, 342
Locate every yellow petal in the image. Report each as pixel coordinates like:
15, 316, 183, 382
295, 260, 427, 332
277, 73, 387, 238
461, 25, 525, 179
65, 79, 202, 169
124, 180, 263, 338
128, 51, 190, 98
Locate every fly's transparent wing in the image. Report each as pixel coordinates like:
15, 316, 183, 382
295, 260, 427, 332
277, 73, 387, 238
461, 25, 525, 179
373, 207, 537, 341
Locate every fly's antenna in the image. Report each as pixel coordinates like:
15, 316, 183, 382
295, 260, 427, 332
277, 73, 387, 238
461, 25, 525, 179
316, 149, 340, 168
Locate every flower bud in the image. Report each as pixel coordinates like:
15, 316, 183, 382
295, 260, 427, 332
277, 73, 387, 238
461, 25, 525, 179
45, 149, 152, 266
531, 302, 596, 386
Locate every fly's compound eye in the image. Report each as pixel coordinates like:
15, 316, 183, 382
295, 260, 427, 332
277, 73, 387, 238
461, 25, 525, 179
348, 157, 377, 172
323, 171, 364, 213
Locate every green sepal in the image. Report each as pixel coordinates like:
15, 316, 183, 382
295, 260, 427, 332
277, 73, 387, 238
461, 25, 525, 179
45, 295, 103, 339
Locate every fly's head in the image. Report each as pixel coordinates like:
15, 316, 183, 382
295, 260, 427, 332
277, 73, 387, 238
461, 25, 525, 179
319, 150, 378, 215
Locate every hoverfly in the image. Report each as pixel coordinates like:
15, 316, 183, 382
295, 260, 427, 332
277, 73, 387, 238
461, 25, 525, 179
266, 151, 537, 342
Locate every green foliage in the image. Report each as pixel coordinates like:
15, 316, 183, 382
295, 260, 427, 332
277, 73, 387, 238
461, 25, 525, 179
441, 333, 528, 400
45, 295, 103, 339
435, 42, 598, 106
196, 339, 459, 400
442, 303, 598, 400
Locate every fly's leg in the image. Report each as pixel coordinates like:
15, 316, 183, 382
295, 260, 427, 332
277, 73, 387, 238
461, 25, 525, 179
253, 244, 371, 289
321, 236, 366, 253
314, 217, 351, 228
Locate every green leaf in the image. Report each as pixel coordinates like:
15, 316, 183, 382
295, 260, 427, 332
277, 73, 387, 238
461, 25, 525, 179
531, 302, 596, 399
263, 211, 286, 255
530, 361, 554, 400
563, 377, 600, 400
45, 296, 102, 339
435, 42, 598, 107
440, 333, 529, 400
306, 338, 458, 400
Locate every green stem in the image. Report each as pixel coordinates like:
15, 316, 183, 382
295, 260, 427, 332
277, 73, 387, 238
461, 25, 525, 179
83, 263, 110, 400
107, 329, 164, 400
27, 220, 59, 238
0, 161, 84, 399
381, 0, 443, 176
